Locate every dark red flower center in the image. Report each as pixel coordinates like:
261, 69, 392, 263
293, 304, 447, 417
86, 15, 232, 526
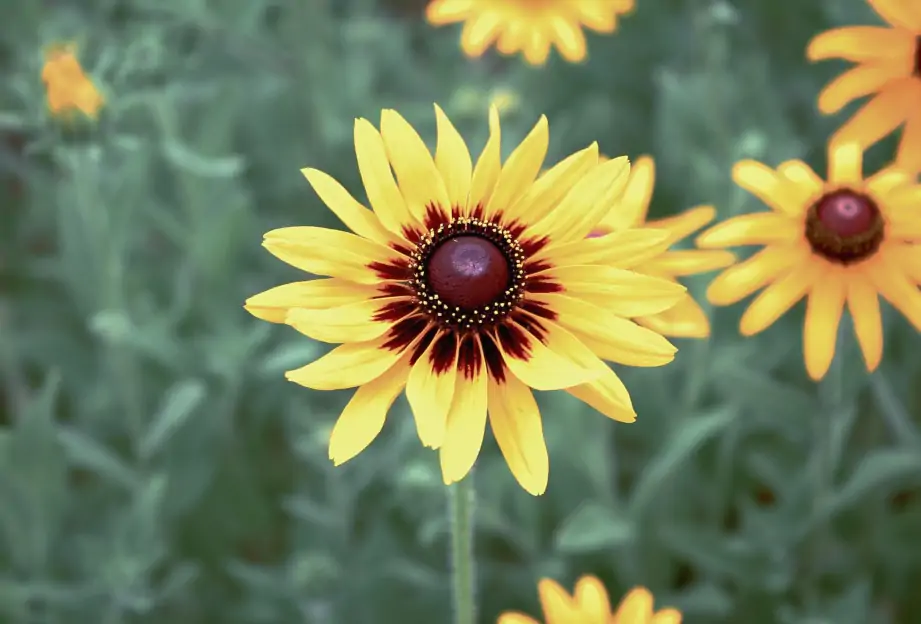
804, 189, 884, 264
915, 36, 921, 76
428, 236, 510, 310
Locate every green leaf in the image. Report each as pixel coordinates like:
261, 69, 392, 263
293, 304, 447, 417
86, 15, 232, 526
823, 449, 921, 519
139, 379, 206, 461
57, 426, 139, 490
554, 502, 633, 554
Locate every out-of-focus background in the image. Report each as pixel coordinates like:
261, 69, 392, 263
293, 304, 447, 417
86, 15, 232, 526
2, 0, 920, 622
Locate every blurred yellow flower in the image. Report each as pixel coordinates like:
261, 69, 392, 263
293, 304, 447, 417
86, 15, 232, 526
41, 44, 104, 119
498, 576, 681, 624
245, 105, 686, 495
806, 0, 921, 172
698, 141, 921, 380
590, 155, 735, 338
426, 0, 635, 66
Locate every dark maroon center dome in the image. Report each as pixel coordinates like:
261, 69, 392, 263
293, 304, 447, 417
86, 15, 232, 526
427, 235, 511, 310
814, 190, 878, 238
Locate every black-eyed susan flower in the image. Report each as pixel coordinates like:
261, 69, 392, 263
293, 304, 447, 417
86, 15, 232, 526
590, 155, 735, 338
41, 43, 104, 119
697, 141, 921, 381
245, 105, 686, 495
498, 576, 681, 624
806, 0, 921, 171
425, 0, 635, 66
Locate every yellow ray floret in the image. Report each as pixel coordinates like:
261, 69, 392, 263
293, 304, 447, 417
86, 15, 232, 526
245, 104, 686, 495
698, 140, 921, 381
590, 155, 735, 338
426, 0, 636, 66
41, 43, 104, 119
497, 576, 681, 624
806, 0, 921, 172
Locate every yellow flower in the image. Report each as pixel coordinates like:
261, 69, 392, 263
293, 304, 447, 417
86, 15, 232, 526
498, 576, 681, 624
590, 156, 735, 338
41, 44, 104, 119
806, 0, 921, 172
245, 105, 686, 495
425, 0, 636, 66
697, 141, 921, 381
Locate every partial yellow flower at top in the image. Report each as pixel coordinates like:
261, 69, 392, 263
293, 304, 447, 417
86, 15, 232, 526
590, 156, 735, 338
245, 105, 687, 496
806, 0, 921, 172
697, 141, 921, 381
41, 44, 104, 119
498, 576, 681, 624
426, 0, 636, 66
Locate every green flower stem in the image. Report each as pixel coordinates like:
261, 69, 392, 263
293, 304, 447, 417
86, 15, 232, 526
448, 474, 477, 624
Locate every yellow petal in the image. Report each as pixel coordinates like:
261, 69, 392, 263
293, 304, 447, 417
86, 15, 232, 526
426, 0, 472, 24
522, 30, 552, 66
380, 109, 451, 223
695, 212, 801, 248
434, 103, 473, 212
439, 340, 489, 485
895, 110, 921, 174
487, 374, 549, 496
460, 10, 503, 58
806, 26, 914, 63
285, 298, 398, 343
504, 142, 599, 225
540, 227, 671, 269
866, 252, 921, 331
535, 266, 686, 316
613, 587, 655, 623
803, 271, 846, 381
548, 294, 677, 367
637, 294, 712, 339
827, 141, 864, 185
573, 576, 612, 620
262, 226, 403, 284
706, 246, 808, 306
599, 154, 655, 230
485, 115, 549, 219
468, 105, 502, 215
300, 168, 394, 245
548, 14, 588, 63
867, 0, 921, 30
328, 357, 409, 465
847, 272, 884, 372
538, 579, 579, 623
285, 336, 406, 390
496, 614, 540, 624
639, 250, 736, 277
244, 279, 375, 323
817, 61, 909, 115
732, 160, 805, 216
651, 608, 683, 624
405, 332, 458, 449
739, 260, 825, 336
644, 204, 716, 242
496, 322, 602, 391
830, 80, 920, 150
354, 118, 418, 234
777, 160, 825, 204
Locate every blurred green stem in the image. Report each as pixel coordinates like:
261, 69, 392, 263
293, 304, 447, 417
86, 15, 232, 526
448, 475, 476, 624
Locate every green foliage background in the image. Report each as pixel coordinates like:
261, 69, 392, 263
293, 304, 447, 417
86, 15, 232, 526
2, 0, 921, 622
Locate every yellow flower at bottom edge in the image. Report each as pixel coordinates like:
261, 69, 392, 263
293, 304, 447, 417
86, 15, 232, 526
498, 576, 681, 624
589, 155, 735, 338
806, 0, 921, 172
697, 141, 921, 381
244, 105, 687, 496
425, 0, 636, 66
41, 43, 104, 119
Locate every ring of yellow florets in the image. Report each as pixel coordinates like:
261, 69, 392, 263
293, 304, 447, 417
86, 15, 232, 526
804, 189, 884, 265
410, 217, 526, 331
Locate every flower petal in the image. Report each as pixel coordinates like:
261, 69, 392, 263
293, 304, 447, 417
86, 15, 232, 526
706, 246, 808, 306
847, 271, 884, 372
460, 10, 503, 58
778, 160, 824, 205
548, 14, 588, 63
895, 110, 921, 173
504, 142, 599, 224
866, 252, 921, 331
598, 154, 656, 230
732, 160, 805, 215
485, 115, 549, 219
828, 141, 864, 185
263, 226, 404, 284
496, 322, 602, 391
867, 0, 921, 30
405, 332, 458, 449
830, 80, 920, 150
651, 609, 683, 624
535, 266, 686, 316
380, 108, 451, 223
244, 279, 376, 323
328, 356, 409, 465
439, 338, 489, 485
540, 228, 671, 269
354, 118, 417, 235
803, 270, 846, 381
806, 26, 914, 63
573, 576, 612, 620
286, 298, 400, 343
817, 61, 910, 115
537, 579, 579, 623
739, 260, 825, 336
434, 103, 473, 212
487, 374, 549, 496
695, 212, 801, 248
639, 250, 736, 276
644, 204, 716, 242
426, 0, 472, 23
468, 105, 502, 215
300, 168, 394, 245
637, 294, 712, 339
614, 587, 655, 622
285, 335, 406, 390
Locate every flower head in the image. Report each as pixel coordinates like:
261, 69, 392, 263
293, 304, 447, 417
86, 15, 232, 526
806, 0, 921, 171
498, 576, 681, 624
41, 43, 104, 119
245, 105, 685, 495
425, 0, 636, 66
590, 156, 735, 338
698, 141, 921, 380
